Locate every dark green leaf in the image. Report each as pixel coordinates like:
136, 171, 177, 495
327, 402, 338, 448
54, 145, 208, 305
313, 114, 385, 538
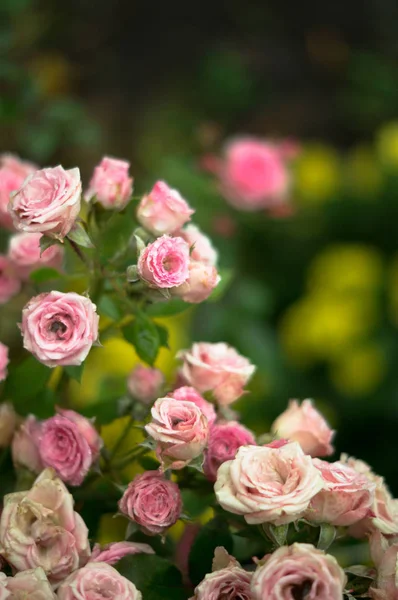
29, 267, 62, 283
261, 523, 289, 547
188, 516, 233, 586
181, 489, 214, 518
317, 523, 337, 551
122, 315, 160, 365
138, 456, 160, 471
67, 221, 95, 248
39, 236, 62, 255
146, 298, 191, 317
117, 554, 187, 600
155, 324, 169, 349
4, 356, 51, 407
64, 363, 85, 383
98, 295, 123, 321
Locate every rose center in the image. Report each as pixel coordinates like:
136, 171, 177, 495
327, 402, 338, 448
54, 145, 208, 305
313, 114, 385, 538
291, 580, 313, 600
172, 417, 184, 426
50, 320, 67, 334
163, 255, 179, 272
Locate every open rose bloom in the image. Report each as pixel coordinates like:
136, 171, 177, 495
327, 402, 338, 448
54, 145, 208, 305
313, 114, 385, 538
137, 180, 194, 235
138, 235, 190, 289
0, 154, 37, 230
0, 343, 9, 382
85, 156, 133, 209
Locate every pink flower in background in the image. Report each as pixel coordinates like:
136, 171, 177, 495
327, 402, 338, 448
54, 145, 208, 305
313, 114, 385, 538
57, 562, 142, 600
172, 260, 220, 303
177, 342, 255, 406
204, 421, 256, 482
193, 547, 252, 600
0, 403, 18, 448
0, 154, 37, 230
85, 156, 133, 209
11, 415, 43, 473
169, 386, 217, 426
137, 180, 194, 235
0, 256, 21, 304
145, 396, 209, 469
0, 343, 9, 382
21, 291, 99, 367
8, 232, 64, 280
57, 409, 102, 462
271, 399, 335, 457
6, 567, 56, 599
0, 574, 7, 600
119, 470, 182, 534
137, 235, 190, 289
178, 224, 218, 266
305, 459, 376, 526
251, 543, 346, 600
214, 442, 324, 525
89, 541, 154, 565
127, 365, 165, 404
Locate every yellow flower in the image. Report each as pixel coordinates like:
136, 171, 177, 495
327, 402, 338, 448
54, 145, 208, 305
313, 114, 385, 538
294, 145, 341, 204
376, 121, 398, 168
345, 145, 383, 197
330, 343, 386, 396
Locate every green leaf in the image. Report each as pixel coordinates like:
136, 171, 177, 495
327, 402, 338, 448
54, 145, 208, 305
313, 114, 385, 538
29, 267, 62, 283
138, 456, 160, 471
122, 315, 160, 365
146, 298, 191, 317
155, 324, 169, 349
261, 523, 289, 547
64, 363, 85, 383
188, 516, 233, 586
186, 453, 204, 473
39, 236, 62, 255
181, 489, 214, 518
98, 295, 123, 321
317, 523, 337, 551
67, 221, 95, 248
117, 554, 187, 600
98, 202, 136, 262
4, 356, 52, 408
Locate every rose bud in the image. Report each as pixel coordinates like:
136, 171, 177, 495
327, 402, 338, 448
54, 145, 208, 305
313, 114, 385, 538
0, 469, 90, 584
214, 442, 324, 525
20, 291, 99, 367
204, 421, 256, 482
89, 541, 154, 566
8, 232, 64, 280
137, 180, 194, 236
0, 342, 9, 382
177, 342, 255, 406
271, 399, 335, 457
172, 261, 220, 303
251, 543, 346, 600
192, 547, 252, 600
145, 397, 209, 469
0, 403, 18, 448
118, 470, 182, 535
57, 562, 142, 600
56, 408, 102, 462
6, 567, 56, 599
0, 154, 37, 230
178, 224, 218, 266
0, 255, 21, 304
85, 156, 133, 210
168, 386, 217, 426
11, 415, 43, 473
127, 365, 165, 404
305, 459, 376, 526
137, 235, 190, 289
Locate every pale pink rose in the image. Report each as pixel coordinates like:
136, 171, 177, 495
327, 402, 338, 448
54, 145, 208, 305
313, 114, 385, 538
118, 470, 182, 534
0, 343, 9, 382
219, 138, 290, 211
137, 235, 190, 289
127, 365, 165, 404
0, 256, 21, 305
145, 397, 209, 469
0, 573, 8, 600
137, 180, 194, 236
57, 562, 141, 600
369, 531, 398, 599
0, 403, 18, 448
264, 438, 291, 449
204, 421, 256, 482
251, 543, 346, 600
6, 567, 56, 599
11, 415, 43, 473
177, 342, 255, 406
172, 260, 220, 303
214, 442, 324, 525
177, 224, 218, 266
0, 469, 90, 584
305, 458, 376, 526
271, 399, 335, 457
193, 547, 252, 600
9, 166, 81, 238
168, 386, 217, 426
56, 409, 102, 462
85, 156, 133, 209
8, 232, 64, 280
20, 291, 99, 367
89, 541, 154, 565
0, 154, 37, 230
38, 414, 94, 486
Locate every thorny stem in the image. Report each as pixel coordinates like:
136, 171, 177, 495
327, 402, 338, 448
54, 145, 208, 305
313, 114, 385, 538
67, 237, 91, 269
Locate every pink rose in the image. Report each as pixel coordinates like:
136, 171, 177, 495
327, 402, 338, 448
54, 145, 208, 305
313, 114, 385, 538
0, 343, 9, 382
0, 256, 21, 304
0, 469, 90, 584
169, 386, 217, 426
178, 224, 218, 266
9, 166, 81, 238
85, 156, 133, 209
177, 342, 255, 406
271, 399, 335, 457
172, 260, 220, 303
6, 567, 56, 599
369, 531, 398, 599
0, 403, 18, 448
11, 415, 43, 473
21, 291, 99, 367
118, 470, 182, 534
219, 138, 290, 211
305, 458, 376, 526
56, 408, 102, 462
204, 421, 256, 482
137, 235, 190, 289
89, 541, 154, 565
251, 543, 346, 600
145, 397, 209, 469
0, 574, 7, 600
38, 414, 94, 486
137, 180, 194, 236
214, 442, 324, 525
0, 154, 37, 230
8, 232, 64, 280
192, 547, 252, 600
127, 365, 164, 404
57, 562, 141, 600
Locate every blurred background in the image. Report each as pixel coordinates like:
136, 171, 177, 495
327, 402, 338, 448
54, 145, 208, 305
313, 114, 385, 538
2, 0, 398, 490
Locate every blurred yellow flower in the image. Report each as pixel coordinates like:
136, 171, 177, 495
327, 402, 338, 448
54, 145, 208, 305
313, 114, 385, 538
330, 343, 386, 396
29, 54, 73, 98
376, 121, 398, 168
97, 513, 128, 545
294, 145, 341, 204
345, 145, 383, 197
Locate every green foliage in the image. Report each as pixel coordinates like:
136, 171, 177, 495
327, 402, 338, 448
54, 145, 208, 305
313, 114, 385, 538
146, 298, 191, 317
117, 554, 188, 600
64, 363, 85, 383
122, 314, 161, 365
29, 267, 62, 283
67, 222, 95, 248
4, 356, 52, 415
188, 516, 233, 586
